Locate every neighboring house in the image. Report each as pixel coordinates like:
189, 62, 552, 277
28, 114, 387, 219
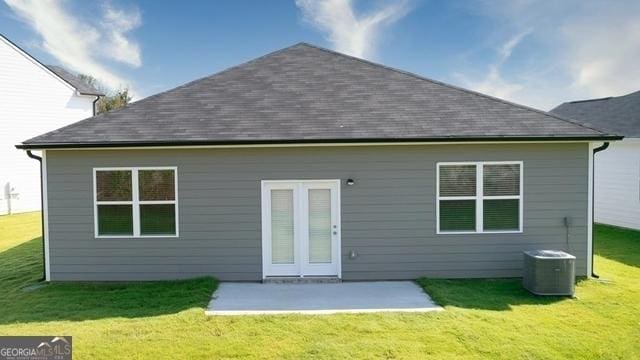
17, 43, 620, 282
0, 34, 103, 215
552, 91, 640, 230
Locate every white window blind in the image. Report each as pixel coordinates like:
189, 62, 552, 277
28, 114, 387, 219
308, 189, 332, 263
271, 189, 295, 264
438, 165, 477, 232
438, 162, 522, 233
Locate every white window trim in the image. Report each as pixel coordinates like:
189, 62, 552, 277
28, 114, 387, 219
93, 166, 179, 238
436, 161, 523, 234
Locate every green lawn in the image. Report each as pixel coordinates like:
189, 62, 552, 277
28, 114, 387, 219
0, 212, 638, 359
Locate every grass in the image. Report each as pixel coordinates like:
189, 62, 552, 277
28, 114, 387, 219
0, 212, 639, 359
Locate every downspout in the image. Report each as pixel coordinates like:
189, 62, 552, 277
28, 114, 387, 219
24, 94, 98, 282
92, 95, 100, 116
26, 150, 46, 282
591, 142, 610, 278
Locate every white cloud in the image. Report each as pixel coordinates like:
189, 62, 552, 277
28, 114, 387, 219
4, 0, 141, 93
296, 0, 411, 59
497, 29, 530, 64
101, 4, 142, 67
455, 0, 640, 110
455, 30, 529, 102
457, 67, 523, 102
561, 5, 640, 97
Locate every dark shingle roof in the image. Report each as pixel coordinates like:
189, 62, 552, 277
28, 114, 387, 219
551, 91, 640, 137
46, 65, 104, 96
19, 43, 618, 149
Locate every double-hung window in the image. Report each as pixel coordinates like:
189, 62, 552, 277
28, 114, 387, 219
94, 167, 178, 237
437, 161, 522, 234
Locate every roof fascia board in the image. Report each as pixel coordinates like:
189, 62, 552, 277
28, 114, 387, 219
16, 138, 622, 151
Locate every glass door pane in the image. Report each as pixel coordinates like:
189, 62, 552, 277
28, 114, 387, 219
308, 189, 331, 263
270, 189, 295, 264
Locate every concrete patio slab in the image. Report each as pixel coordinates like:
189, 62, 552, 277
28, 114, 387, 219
206, 281, 442, 315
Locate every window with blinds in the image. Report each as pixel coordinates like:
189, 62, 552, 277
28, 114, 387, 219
270, 189, 295, 264
94, 167, 178, 237
308, 189, 332, 263
438, 165, 476, 232
437, 162, 522, 233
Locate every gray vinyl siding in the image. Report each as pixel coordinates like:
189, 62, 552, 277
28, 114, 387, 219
45, 143, 589, 281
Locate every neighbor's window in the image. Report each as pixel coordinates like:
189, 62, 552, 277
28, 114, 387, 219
95, 167, 178, 237
437, 162, 522, 233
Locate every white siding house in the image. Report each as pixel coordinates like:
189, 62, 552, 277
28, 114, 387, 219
552, 91, 640, 230
0, 34, 101, 215
593, 139, 640, 229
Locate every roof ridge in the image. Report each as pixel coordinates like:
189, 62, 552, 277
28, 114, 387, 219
23, 42, 306, 145
556, 89, 640, 108
44, 65, 104, 96
102, 42, 304, 115
126, 42, 305, 104
297, 42, 610, 136
566, 97, 613, 104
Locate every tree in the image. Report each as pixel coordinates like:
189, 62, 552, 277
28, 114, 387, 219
95, 88, 131, 114
78, 74, 132, 115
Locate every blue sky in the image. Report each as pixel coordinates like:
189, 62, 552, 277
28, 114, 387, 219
1, 0, 639, 110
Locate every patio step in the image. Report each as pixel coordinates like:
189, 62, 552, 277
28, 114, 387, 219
262, 276, 342, 284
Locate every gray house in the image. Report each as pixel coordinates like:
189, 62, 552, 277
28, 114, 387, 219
17, 43, 620, 282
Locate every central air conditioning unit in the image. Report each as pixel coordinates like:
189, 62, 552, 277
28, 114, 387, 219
523, 250, 576, 296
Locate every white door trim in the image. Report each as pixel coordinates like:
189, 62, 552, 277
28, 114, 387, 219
261, 179, 341, 279
261, 181, 300, 276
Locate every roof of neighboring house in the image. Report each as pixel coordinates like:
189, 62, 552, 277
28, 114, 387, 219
551, 90, 640, 138
18, 42, 619, 149
45, 65, 104, 97
0, 34, 104, 97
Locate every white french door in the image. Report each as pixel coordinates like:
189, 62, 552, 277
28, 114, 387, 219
261, 180, 341, 278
